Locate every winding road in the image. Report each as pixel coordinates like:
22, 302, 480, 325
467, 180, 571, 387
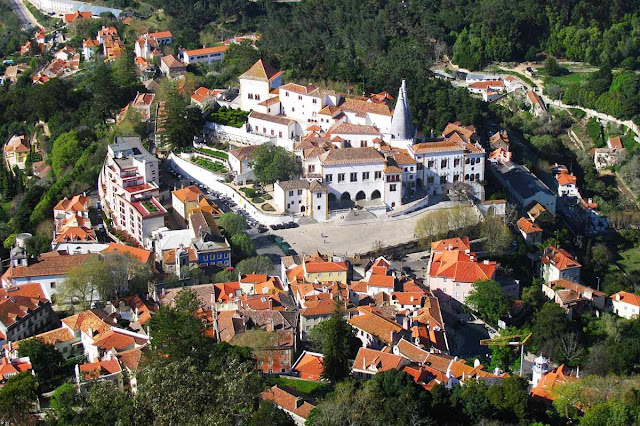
7, 0, 41, 30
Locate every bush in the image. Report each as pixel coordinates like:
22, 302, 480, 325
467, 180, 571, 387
244, 187, 256, 198
568, 108, 586, 120
261, 203, 275, 212
252, 197, 265, 203
586, 117, 604, 147
263, 193, 272, 200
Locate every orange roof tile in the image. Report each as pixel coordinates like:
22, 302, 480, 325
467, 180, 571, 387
611, 291, 640, 307
517, 217, 542, 234
260, 386, 316, 420
531, 365, 577, 401
172, 185, 203, 203
291, 351, 324, 380
101, 243, 152, 263
353, 347, 406, 373
348, 311, 403, 344
431, 237, 471, 252
541, 246, 581, 270
239, 59, 282, 82
78, 359, 121, 380
429, 251, 496, 282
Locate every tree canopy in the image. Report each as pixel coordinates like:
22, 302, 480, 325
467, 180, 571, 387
251, 144, 301, 185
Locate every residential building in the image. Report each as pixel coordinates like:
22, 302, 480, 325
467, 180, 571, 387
0, 283, 59, 343
188, 208, 231, 269
527, 91, 547, 116
610, 291, 640, 319
29, 0, 122, 18
299, 299, 347, 341
3, 135, 30, 172
52, 193, 97, 249
593, 136, 626, 170
98, 136, 166, 248
0, 356, 32, 386
555, 170, 579, 197
238, 59, 283, 112
248, 111, 302, 141
159, 55, 186, 79
171, 185, 221, 225
260, 385, 316, 426
283, 253, 348, 286
55, 45, 76, 61
489, 130, 509, 151
531, 361, 578, 403
348, 308, 408, 349
134, 31, 172, 60
542, 279, 605, 319
240, 310, 298, 374
63, 9, 91, 23
228, 145, 260, 185
273, 180, 328, 221
182, 45, 229, 65
291, 351, 323, 381
118, 92, 155, 123
82, 38, 99, 61
191, 87, 222, 108
540, 246, 581, 283
352, 347, 409, 379
516, 217, 543, 245
75, 358, 123, 391
427, 242, 497, 308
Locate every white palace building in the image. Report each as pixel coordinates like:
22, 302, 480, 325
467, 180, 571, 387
231, 60, 486, 218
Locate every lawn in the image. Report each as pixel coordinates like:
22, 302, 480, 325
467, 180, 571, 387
192, 157, 227, 174
268, 376, 332, 397
195, 147, 228, 160
545, 72, 590, 92
616, 247, 640, 275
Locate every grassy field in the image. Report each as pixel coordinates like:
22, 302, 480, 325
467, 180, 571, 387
616, 247, 640, 275
268, 376, 332, 397
545, 72, 590, 91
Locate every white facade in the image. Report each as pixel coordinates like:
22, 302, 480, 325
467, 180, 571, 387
98, 136, 166, 249
322, 160, 386, 205
273, 180, 328, 222
238, 60, 282, 112
182, 46, 227, 65
611, 292, 640, 319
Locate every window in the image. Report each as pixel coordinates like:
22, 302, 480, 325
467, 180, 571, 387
298, 95, 302, 100
476, 173, 480, 180
465, 158, 470, 164
325, 174, 333, 182
308, 165, 315, 173
441, 159, 448, 168
350, 172, 357, 182
279, 131, 282, 138
255, 94, 260, 100
285, 92, 289, 97
292, 107, 295, 112
338, 173, 345, 182
360, 140, 367, 147
375, 171, 382, 179
262, 127, 266, 133
248, 93, 254, 99
453, 175, 459, 182
312, 98, 317, 104
470, 174, 475, 181
440, 176, 447, 184
362, 172, 370, 180
50, 282, 56, 289
318, 205, 321, 210
316, 193, 321, 198
297, 189, 303, 195
390, 184, 397, 191
270, 129, 274, 136
454, 158, 460, 167
427, 160, 434, 168
289, 191, 294, 196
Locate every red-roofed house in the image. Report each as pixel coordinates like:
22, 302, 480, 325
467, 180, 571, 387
260, 385, 316, 426
531, 363, 578, 402
3, 135, 30, 171
284, 254, 348, 286
352, 347, 409, 379
75, 358, 123, 390
191, 87, 222, 108
542, 279, 605, 318
540, 246, 581, 283
348, 309, 408, 349
291, 351, 324, 381
0, 356, 32, 385
64, 10, 92, 23
611, 291, 640, 319
0, 283, 59, 342
182, 45, 229, 65
516, 217, 543, 245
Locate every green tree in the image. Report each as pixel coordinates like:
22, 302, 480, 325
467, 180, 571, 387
465, 279, 509, 326
544, 57, 566, 76
450, 379, 492, 423
532, 302, 569, 360
251, 143, 302, 185
249, 400, 295, 426
162, 85, 203, 151
83, 381, 136, 426
235, 256, 273, 275
215, 269, 237, 283
308, 317, 360, 358
481, 215, 512, 256
174, 287, 203, 312
218, 212, 247, 237
18, 338, 66, 384
231, 233, 255, 259
321, 302, 353, 384
25, 234, 51, 257
486, 376, 530, 423
147, 306, 212, 361
50, 131, 84, 177
0, 372, 38, 425
50, 383, 80, 425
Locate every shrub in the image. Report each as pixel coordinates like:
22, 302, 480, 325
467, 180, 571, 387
586, 117, 604, 147
263, 193, 273, 200
244, 187, 256, 198
261, 203, 275, 212
252, 197, 265, 203
568, 108, 586, 119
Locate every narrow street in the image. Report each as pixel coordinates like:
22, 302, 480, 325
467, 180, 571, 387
7, 0, 41, 29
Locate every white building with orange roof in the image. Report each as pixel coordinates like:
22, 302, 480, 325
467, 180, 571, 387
98, 136, 166, 248
610, 291, 640, 319
182, 45, 228, 65
82, 38, 99, 61
348, 308, 408, 349
540, 246, 581, 283
352, 347, 409, 379
190, 87, 222, 108
542, 279, 605, 318
239, 59, 283, 112
3, 135, 30, 172
273, 179, 328, 221
283, 253, 348, 286
278, 83, 341, 126
555, 170, 579, 197
0, 283, 58, 343
516, 216, 543, 245
134, 31, 172, 60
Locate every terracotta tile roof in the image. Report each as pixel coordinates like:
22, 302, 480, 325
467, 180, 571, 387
53, 226, 97, 243
172, 185, 203, 203
111, 294, 158, 324
229, 144, 260, 161
431, 237, 471, 252
62, 309, 112, 339
549, 279, 605, 297
291, 351, 324, 380
240, 274, 268, 283
391, 292, 424, 306
517, 217, 542, 234
353, 347, 406, 373
101, 243, 152, 264
527, 91, 545, 109
4, 135, 30, 153
442, 122, 476, 141
556, 171, 577, 186
318, 105, 340, 116
611, 291, 640, 307
0, 283, 48, 327
429, 250, 496, 282
541, 246, 581, 270
54, 194, 89, 212
608, 136, 623, 149
116, 347, 146, 372
257, 96, 280, 106
280, 82, 316, 95
367, 274, 394, 288
410, 140, 462, 154
396, 339, 430, 363
78, 359, 121, 380
300, 299, 340, 317
260, 385, 316, 420
213, 281, 242, 303
0, 357, 32, 381
163, 247, 197, 264
91, 329, 148, 351
305, 261, 347, 273
531, 365, 577, 401
8, 252, 98, 279
148, 31, 172, 39
468, 80, 504, 90
348, 310, 403, 345
161, 55, 184, 69
328, 122, 381, 135
239, 59, 282, 82
390, 152, 416, 165
339, 97, 393, 117
8, 327, 74, 351
249, 111, 295, 126
185, 45, 228, 56
320, 147, 384, 165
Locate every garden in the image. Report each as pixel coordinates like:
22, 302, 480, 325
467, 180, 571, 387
206, 106, 249, 128
192, 157, 227, 174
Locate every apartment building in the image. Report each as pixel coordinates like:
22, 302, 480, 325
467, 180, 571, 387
98, 136, 166, 248
182, 45, 229, 65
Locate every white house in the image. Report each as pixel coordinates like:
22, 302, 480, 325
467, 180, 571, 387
555, 170, 579, 197
610, 291, 640, 319
228, 145, 259, 185
82, 39, 98, 61
247, 111, 302, 141
540, 246, 581, 283
274, 180, 328, 221
182, 45, 228, 65
134, 31, 172, 60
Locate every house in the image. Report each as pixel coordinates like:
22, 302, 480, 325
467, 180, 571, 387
610, 291, 640, 319
540, 246, 581, 283
283, 253, 348, 286
239, 59, 283, 112
593, 136, 626, 170
134, 31, 172, 60
191, 87, 221, 108
352, 347, 409, 379
52, 194, 97, 249
260, 385, 316, 426
291, 351, 324, 381
348, 309, 408, 349
159, 55, 186, 79
98, 136, 166, 248
3, 135, 30, 172
64, 10, 91, 23
248, 111, 302, 141
182, 45, 229, 65
516, 217, 543, 245
427, 244, 497, 308
531, 360, 578, 402
188, 208, 231, 269
171, 185, 209, 224
128, 92, 155, 122
467, 80, 505, 102
0, 355, 32, 386
542, 279, 605, 319
228, 145, 260, 185
299, 299, 347, 341
489, 130, 509, 151
55, 46, 76, 61
82, 38, 99, 61
527, 91, 547, 116
273, 180, 328, 221
0, 283, 59, 343
555, 170, 579, 197
75, 358, 123, 391
103, 295, 158, 328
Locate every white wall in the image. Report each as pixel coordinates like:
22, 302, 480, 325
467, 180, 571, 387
239, 79, 271, 112
322, 162, 385, 202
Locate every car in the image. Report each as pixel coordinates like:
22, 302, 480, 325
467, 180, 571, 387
270, 224, 277, 230
258, 226, 268, 233
289, 222, 299, 228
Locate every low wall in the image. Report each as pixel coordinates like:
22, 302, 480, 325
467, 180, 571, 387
388, 195, 430, 218
169, 153, 294, 226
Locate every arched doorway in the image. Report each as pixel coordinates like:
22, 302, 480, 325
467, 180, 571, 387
355, 191, 366, 201
328, 193, 337, 202
371, 190, 381, 200
341, 192, 351, 201
300, 206, 306, 213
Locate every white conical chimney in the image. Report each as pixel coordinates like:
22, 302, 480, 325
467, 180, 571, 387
390, 80, 413, 140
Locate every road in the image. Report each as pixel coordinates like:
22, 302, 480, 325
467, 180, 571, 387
7, 0, 41, 29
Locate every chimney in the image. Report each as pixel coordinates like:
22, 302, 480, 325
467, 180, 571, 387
616, 293, 621, 301
402, 316, 410, 330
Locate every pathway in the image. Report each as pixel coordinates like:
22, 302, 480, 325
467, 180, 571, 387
8, 0, 41, 29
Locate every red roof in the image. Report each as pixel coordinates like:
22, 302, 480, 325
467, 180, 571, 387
367, 274, 394, 288
530, 365, 577, 401
291, 351, 324, 381
608, 136, 623, 150
78, 359, 121, 380
431, 237, 471, 252
101, 243, 152, 263
429, 251, 496, 282
185, 45, 228, 56
611, 291, 640, 307
260, 386, 316, 420
0, 357, 32, 382
556, 171, 577, 186
148, 31, 172, 39
517, 217, 542, 234
305, 261, 347, 273
541, 246, 581, 271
